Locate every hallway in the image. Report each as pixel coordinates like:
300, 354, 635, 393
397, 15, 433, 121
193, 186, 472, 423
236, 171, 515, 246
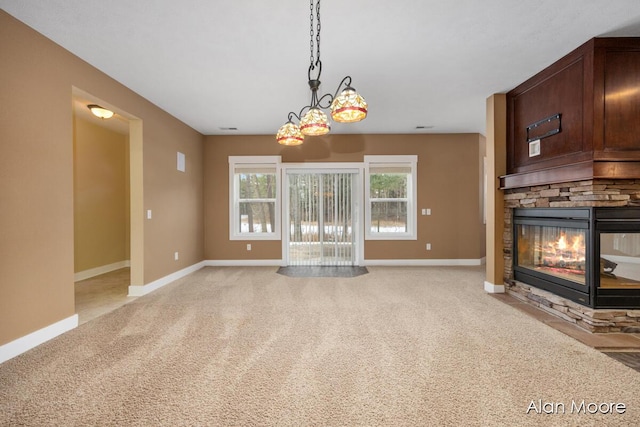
74, 268, 135, 325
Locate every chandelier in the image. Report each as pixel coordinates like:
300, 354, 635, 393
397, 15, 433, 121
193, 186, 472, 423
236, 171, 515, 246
276, 0, 368, 146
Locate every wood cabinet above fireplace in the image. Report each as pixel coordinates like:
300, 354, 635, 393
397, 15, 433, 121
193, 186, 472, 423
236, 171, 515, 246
502, 38, 640, 189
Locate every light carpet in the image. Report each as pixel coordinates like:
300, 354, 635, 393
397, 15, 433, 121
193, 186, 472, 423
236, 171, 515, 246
1, 266, 639, 426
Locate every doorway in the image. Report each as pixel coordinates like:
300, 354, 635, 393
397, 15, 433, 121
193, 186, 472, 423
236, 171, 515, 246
72, 88, 143, 322
286, 170, 357, 266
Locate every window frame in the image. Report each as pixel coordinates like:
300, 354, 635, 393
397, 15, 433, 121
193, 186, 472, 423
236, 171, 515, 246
364, 155, 417, 240
229, 156, 281, 240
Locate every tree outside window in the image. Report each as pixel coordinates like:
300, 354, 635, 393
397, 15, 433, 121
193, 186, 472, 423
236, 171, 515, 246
370, 173, 408, 233
229, 156, 281, 240
365, 155, 417, 240
238, 172, 276, 234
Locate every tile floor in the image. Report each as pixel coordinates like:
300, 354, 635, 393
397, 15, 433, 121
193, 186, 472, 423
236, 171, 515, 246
74, 268, 135, 325
276, 266, 369, 277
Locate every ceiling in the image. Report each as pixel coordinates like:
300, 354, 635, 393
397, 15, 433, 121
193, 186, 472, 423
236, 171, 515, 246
3, 1, 640, 137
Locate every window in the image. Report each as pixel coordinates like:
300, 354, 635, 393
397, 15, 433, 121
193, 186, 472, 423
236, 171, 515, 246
364, 155, 417, 240
229, 156, 281, 240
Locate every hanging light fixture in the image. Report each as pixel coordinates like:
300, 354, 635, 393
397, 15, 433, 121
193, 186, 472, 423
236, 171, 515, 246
276, 0, 367, 145
87, 104, 115, 120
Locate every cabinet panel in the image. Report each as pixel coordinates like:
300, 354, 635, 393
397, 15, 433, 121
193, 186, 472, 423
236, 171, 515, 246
503, 37, 640, 188
509, 58, 586, 173
604, 51, 640, 152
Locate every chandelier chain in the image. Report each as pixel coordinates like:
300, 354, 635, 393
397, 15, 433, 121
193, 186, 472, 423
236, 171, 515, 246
315, 0, 321, 67
309, 0, 322, 70
309, 0, 314, 67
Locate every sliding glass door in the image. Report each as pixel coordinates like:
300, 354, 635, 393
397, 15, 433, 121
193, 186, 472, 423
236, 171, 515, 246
287, 171, 356, 266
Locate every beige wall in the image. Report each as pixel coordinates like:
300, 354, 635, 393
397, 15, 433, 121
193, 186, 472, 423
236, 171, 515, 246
73, 117, 130, 272
485, 94, 507, 287
204, 134, 486, 261
0, 8, 485, 348
0, 11, 204, 346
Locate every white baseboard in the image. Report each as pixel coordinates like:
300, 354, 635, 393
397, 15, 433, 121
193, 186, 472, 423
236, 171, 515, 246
484, 280, 505, 293
0, 314, 78, 365
364, 258, 485, 266
204, 260, 284, 267
202, 259, 485, 267
75, 260, 131, 282
605, 255, 640, 265
128, 261, 207, 297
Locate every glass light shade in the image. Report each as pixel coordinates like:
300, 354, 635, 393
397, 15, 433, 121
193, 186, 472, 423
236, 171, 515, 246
300, 108, 330, 136
330, 88, 367, 123
88, 104, 114, 119
276, 122, 304, 146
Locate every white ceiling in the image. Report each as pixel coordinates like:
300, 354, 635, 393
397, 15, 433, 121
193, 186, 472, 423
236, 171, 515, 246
3, 1, 640, 136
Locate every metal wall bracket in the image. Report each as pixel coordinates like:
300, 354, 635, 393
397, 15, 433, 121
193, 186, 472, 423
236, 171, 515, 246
526, 113, 561, 142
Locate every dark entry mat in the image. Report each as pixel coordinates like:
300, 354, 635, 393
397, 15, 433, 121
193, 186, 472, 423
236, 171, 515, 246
603, 352, 640, 373
277, 266, 369, 278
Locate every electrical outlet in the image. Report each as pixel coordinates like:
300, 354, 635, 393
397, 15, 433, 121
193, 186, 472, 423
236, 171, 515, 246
426, 243, 431, 250
174, 252, 179, 260
529, 139, 541, 157
247, 244, 252, 251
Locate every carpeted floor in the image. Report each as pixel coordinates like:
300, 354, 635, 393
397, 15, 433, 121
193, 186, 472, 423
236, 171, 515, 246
1, 266, 639, 426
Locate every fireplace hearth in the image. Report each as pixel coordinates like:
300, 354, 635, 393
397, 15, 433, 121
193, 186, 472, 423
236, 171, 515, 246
514, 207, 640, 308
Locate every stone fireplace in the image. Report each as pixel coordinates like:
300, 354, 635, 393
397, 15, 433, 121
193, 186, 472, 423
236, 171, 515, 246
503, 180, 640, 332
499, 37, 640, 332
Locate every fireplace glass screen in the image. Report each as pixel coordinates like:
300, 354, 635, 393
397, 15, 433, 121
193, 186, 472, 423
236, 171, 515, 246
599, 233, 640, 289
516, 224, 587, 286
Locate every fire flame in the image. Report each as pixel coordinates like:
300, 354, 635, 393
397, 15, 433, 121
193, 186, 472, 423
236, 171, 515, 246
557, 235, 567, 250
544, 232, 585, 267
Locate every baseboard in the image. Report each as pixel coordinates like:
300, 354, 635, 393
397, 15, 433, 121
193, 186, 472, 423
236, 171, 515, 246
484, 280, 506, 293
204, 260, 284, 267
202, 259, 485, 267
364, 258, 485, 266
127, 261, 207, 297
75, 260, 131, 282
606, 255, 640, 265
0, 314, 78, 365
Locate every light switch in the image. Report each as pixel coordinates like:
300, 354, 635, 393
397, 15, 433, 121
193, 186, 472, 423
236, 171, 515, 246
147, 209, 152, 219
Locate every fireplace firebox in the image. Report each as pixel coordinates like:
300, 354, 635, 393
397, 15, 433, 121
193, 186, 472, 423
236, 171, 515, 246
513, 207, 640, 308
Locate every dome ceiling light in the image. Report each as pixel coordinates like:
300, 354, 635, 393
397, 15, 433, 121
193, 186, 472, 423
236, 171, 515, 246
87, 104, 115, 120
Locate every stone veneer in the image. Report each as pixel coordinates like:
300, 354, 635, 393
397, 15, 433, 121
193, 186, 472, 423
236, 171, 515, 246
503, 179, 640, 333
